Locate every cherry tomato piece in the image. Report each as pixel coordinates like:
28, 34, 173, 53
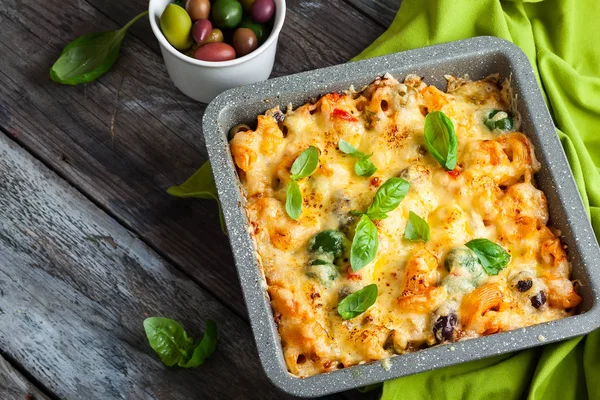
332, 108, 358, 122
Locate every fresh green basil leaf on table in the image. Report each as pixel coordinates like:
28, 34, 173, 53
50, 11, 148, 85
167, 161, 227, 235
143, 317, 217, 368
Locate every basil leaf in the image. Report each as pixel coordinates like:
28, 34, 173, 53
337, 284, 378, 320
367, 177, 410, 216
404, 211, 430, 242
143, 317, 194, 366
485, 110, 514, 131
290, 146, 319, 180
465, 238, 511, 275
50, 11, 148, 85
339, 139, 367, 158
339, 139, 377, 176
350, 215, 378, 271
365, 212, 388, 221
178, 320, 218, 368
424, 111, 458, 170
167, 161, 226, 235
285, 180, 302, 220
355, 157, 377, 177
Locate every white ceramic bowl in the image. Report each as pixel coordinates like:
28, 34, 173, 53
148, 0, 286, 103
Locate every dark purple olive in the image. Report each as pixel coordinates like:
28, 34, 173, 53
193, 42, 236, 61
530, 291, 547, 309
516, 279, 533, 292
433, 313, 457, 343
232, 28, 258, 57
251, 0, 275, 23
186, 0, 211, 20
192, 19, 212, 43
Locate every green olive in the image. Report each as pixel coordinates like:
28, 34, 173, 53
239, 15, 267, 44
160, 4, 193, 50
200, 28, 224, 44
211, 0, 243, 29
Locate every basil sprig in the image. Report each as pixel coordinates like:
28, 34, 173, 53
143, 317, 217, 368
366, 178, 410, 217
350, 215, 379, 271
338, 139, 377, 177
285, 180, 303, 220
404, 211, 430, 242
167, 161, 226, 235
465, 239, 511, 275
338, 284, 378, 320
349, 178, 410, 271
50, 11, 148, 85
286, 146, 319, 219
424, 111, 458, 170
290, 146, 319, 180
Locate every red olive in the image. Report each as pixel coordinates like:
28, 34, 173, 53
192, 19, 212, 43
251, 0, 275, 23
232, 28, 258, 57
193, 42, 236, 61
186, 0, 211, 20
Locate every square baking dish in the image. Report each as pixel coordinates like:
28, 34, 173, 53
202, 36, 600, 397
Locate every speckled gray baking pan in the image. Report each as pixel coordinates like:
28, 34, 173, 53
203, 36, 600, 397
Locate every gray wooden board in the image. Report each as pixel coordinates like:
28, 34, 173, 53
0, 0, 389, 318
343, 0, 402, 29
0, 354, 52, 400
0, 133, 301, 399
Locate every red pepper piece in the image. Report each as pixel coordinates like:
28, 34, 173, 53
332, 108, 358, 122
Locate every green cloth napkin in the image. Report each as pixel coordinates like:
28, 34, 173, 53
353, 0, 600, 399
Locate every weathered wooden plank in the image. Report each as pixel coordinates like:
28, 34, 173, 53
0, 355, 52, 400
0, 0, 386, 319
0, 133, 298, 399
342, 0, 402, 30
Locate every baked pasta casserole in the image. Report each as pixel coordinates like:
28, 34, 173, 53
229, 73, 582, 378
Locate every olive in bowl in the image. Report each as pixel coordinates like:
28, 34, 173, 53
149, 0, 286, 103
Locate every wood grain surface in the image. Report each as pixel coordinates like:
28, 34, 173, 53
0, 0, 401, 398
0, 355, 51, 400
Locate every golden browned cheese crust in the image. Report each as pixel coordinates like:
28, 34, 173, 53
229, 74, 582, 377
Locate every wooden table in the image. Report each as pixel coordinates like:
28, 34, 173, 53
0, 0, 401, 398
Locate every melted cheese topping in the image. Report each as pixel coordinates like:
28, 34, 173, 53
229, 74, 582, 377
